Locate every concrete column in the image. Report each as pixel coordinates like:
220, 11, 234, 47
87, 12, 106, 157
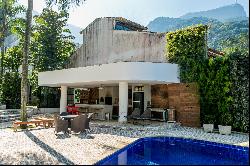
119, 82, 128, 123
60, 86, 68, 113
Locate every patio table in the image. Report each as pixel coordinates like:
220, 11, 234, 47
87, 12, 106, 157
60, 115, 79, 128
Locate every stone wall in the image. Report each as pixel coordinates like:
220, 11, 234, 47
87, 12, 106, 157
151, 83, 200, 127
66, 18, 167, 69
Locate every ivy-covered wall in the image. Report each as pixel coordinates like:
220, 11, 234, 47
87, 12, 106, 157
166, 25, 249, 132
166, 25, 208, 83
228, 50, 249, 132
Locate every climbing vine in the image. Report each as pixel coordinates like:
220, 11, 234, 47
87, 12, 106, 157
166, 25, 249, 132
166, 25, 207, 83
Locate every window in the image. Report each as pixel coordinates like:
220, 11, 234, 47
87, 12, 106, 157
114, 21, 132, 31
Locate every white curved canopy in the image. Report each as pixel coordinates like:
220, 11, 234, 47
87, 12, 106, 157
38, 62, 180, 87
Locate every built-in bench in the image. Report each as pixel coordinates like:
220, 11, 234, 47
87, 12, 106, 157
13, 118, 54, 132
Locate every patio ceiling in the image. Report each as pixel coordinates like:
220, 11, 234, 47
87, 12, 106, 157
38, 62, 180, 87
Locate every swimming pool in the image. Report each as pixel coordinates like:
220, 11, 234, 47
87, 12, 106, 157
95, 137, 249, 165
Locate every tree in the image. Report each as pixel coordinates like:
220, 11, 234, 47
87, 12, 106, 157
45, 0, 86, 10
0, 0, 24, 102
20, 0, 33, 128
31, 8, 75, 72
0, 46, 22, 107
30, 8, 75, 106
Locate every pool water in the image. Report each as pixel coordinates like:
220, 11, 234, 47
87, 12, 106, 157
95, 137, 249, 165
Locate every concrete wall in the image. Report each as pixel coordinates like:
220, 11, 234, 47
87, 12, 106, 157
111, 31, 166, 63
66, 18, 167, 68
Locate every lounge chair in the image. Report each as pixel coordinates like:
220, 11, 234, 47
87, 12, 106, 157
127, 108, 141, 119
138, 108, 152, 119
71, 114, 89, 133
130, 108, 152, 126
126, 108, 141, 123
54, 115, 69, 135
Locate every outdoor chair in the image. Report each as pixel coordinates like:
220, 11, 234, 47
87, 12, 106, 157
71, 114, 89, 133
54, 115, 69, 135
138, 107, 152, 119
127, 108, 141, 119
85, 113, 94, 131
130, 108, 152, 126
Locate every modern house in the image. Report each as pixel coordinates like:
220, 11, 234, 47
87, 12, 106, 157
38, 17, 200, 126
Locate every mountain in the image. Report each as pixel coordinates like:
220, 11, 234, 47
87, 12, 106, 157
147, 3, 249, 50
147, 17, 220, 33
180, 3, 247, 22
208, 19, 249, 49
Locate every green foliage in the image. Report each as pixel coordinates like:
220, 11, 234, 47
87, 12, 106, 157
166, 25, 208, 83
0, 45, 22, 106
3, 45, 22, 72
225, 35, 249, 132
166, 25, 249, 132
30, 8, 76, 96
203, 114, 216, 124
220, 111, 233, 126
199, 57, 233, 125
208, 20, 249, 50
1, 72, 21, 109
148, 16, 249, 51
31, 8, 75, 72
45, 0, 85, 11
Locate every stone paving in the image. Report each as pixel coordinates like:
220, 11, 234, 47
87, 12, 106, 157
0, 120, 249, 165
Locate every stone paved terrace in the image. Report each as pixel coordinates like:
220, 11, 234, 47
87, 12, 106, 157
0, 120, 249, 165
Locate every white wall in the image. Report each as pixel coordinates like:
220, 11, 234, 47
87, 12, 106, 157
38, 62, 180, 87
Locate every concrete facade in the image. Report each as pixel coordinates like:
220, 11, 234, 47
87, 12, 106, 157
66, 17, 167, 68
38, 17, 200, 126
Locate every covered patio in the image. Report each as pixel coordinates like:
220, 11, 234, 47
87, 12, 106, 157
38, 62, 180, 123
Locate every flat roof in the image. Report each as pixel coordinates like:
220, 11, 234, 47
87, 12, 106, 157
38, 62, 180, 87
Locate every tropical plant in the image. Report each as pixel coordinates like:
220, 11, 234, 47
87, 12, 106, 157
0, 0, 24, 102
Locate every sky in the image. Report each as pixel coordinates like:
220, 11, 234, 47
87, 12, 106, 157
18, 0, 249, 29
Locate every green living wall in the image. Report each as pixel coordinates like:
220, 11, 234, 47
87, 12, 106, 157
166, 25, 249, 132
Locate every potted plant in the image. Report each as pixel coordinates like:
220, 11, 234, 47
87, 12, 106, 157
218, 112, 233, 135
203, 115, 215, 133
